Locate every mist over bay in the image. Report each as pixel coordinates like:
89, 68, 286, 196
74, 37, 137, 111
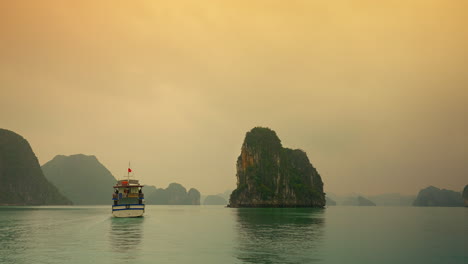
0, 2, 467, 263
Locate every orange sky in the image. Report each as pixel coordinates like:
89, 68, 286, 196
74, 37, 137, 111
1, 0, 467, 195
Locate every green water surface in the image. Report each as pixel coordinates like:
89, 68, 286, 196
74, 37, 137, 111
0, 206, 466, 264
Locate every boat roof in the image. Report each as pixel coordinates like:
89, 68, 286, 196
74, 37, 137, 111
114, 179, 143, 188
113, 185, 144, 188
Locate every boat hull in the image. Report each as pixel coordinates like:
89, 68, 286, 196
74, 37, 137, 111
112, 204, 145, 218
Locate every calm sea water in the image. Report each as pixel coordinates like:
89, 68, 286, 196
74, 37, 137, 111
0, 205, 466, 264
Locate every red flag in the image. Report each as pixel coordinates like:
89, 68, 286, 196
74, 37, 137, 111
128, 168, 132, 172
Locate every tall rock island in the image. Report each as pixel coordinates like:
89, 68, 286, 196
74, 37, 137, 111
42, 154, 117, 205
0, 129, 71, 205
229, 127, 325, 207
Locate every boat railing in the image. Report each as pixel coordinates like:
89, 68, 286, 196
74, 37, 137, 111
112, 193, 144, 199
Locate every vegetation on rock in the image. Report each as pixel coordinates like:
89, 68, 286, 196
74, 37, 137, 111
229, 127, 325, 207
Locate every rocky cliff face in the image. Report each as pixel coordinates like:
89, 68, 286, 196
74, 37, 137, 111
462, 185, 468, 207
0, 129, 71, 205
229, 127, 325, 208
145, 183, 200, 205
413, 186, 464, 207
41, 154, 117, 205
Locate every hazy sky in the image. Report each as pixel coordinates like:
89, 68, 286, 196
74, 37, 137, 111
1, 0, 467, 196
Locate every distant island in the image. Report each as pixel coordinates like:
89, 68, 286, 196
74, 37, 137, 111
42, 153, 201, 205
413, 186, 464, 207
326, 196, 337, 206
228, 127, 325, 208
367, 193, 416, 206
0, 129, 71, 205
203, 195, 227, 205
327, 193, 416, 206
341, 195, 376, 206
42, 154, 117, 205
357, 196, 376, 206
145, 183, 200, 205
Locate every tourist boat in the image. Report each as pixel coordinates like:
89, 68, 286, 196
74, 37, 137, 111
112, 168, 145, 217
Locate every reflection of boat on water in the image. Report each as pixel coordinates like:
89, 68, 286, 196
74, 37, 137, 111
109, 217, 144, 253
235, 208, 325, 264
112, 167, 145, 217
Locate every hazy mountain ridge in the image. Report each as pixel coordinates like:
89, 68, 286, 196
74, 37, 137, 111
41, 154, 117, 205
341, 195, 376, 206
229, 127, 325, 207
325, 196, 337, 206
2, 128, 463, 208
0, 129, 71, 205
367, 193, 416, 206
326, 193, 414, 206
145, 183, 200, 205
201, 190, 231, 205
42, 153, 202, 205
203, 195, 227, 205
413, 186, 464, 207
216, 190, 232, 201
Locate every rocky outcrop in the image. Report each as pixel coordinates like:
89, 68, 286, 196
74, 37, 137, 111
166, 183, 190, 204
145, 183, 200, 205
187, 188, 201, 205
42, 154, 117, 205
463, 185, 468, 207
413, 186, 464, 207
229, 127, 325, 208
0, 129, 71, 205
203, 195, 227, 205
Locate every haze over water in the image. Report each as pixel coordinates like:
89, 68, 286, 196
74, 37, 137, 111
1, 206, 466, 264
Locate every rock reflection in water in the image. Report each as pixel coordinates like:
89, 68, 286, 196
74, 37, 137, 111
235, 208, 325, 264
109, 217, 144, 258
